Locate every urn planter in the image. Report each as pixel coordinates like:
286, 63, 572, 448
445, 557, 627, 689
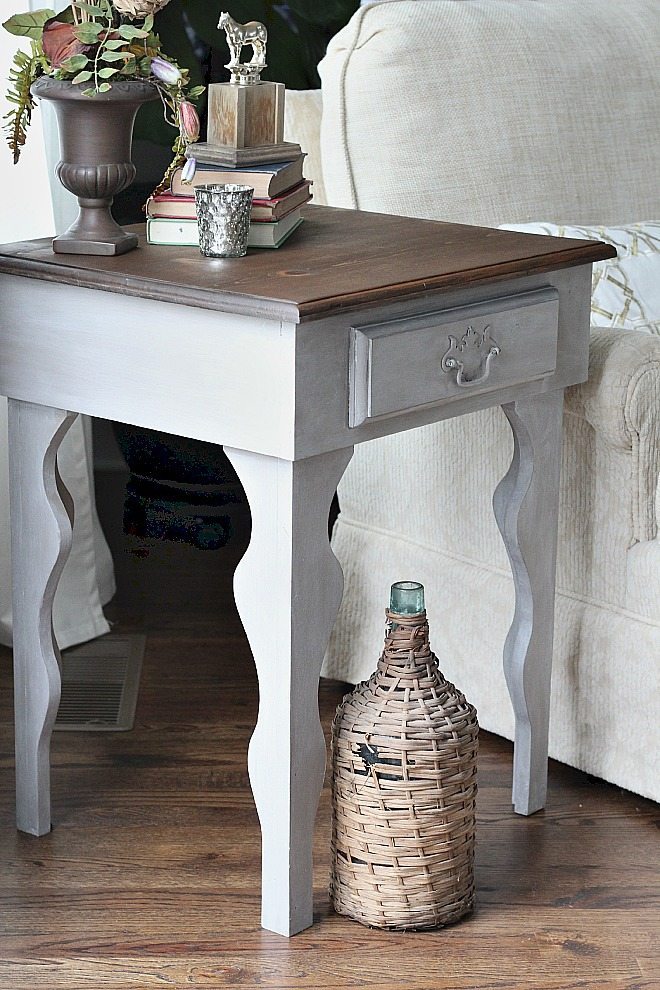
31, 77, 158, 256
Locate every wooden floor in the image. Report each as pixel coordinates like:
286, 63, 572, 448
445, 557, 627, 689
0, 471, 657, 989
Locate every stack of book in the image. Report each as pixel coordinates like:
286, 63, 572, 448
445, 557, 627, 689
146, 155, 311, 249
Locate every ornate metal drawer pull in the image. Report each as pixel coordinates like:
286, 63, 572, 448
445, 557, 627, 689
441, 324, 501, 387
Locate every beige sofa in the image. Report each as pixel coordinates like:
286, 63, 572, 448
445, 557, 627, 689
285, 0, 660, 802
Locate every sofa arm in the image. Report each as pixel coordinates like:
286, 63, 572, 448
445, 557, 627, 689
566, 328, 660, 542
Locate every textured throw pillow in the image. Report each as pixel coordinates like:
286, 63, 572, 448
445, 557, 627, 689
498, 222, 660, 335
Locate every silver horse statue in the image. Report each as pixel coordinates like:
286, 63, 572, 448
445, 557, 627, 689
218, 11, 268, 77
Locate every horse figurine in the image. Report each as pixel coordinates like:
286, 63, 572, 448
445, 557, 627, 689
218, 11, 268, 74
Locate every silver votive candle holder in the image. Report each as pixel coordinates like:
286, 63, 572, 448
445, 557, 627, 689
194, 183, 254, 258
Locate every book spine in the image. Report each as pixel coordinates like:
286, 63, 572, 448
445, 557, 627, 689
171, 172, 272, 198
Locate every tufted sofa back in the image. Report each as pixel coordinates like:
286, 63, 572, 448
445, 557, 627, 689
310, 0, 659, 226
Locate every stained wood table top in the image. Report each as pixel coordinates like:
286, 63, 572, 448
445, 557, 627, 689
0, 205, 615, 323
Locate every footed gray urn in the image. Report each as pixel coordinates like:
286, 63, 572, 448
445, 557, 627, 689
31, 78, 158, 256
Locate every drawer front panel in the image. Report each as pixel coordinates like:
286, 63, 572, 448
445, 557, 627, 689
349, 287, 559, 427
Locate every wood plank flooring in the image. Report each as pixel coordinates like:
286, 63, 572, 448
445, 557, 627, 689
0, 471, 657, 989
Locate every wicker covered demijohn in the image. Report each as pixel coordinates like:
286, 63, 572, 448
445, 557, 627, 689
330, 581, 478, 930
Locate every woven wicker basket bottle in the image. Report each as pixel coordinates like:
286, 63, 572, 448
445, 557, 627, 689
330, 581, 478, 930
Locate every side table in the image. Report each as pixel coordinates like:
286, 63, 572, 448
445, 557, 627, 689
0, 206, 615, 935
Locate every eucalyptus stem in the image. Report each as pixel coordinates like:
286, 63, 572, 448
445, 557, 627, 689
154, 82, 178, 128
93, 24, 111, 92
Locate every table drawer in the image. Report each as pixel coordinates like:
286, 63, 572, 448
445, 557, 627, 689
348, 287, 559, 427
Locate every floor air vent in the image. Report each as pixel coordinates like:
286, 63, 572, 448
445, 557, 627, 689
54, 634, 146, 731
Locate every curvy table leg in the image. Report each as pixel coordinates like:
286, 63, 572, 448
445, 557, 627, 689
8, 400, 77, 836
493, 390, 564, 816
225, 445, 353, 936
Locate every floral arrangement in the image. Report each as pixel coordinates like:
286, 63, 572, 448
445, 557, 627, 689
2, 0, 202, 190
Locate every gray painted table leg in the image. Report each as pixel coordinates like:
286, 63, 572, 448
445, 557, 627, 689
493, 390, 564, 816
8, 400, 77, 836
225, 445, 353, 936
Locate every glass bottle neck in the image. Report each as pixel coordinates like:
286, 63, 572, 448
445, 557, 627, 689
390, 580, 424, 618
388, 581, 425, 630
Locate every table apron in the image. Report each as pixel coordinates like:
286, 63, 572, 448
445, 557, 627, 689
293, 266, 592, 458
0, 265, 592, 461
0, 275, 298, 459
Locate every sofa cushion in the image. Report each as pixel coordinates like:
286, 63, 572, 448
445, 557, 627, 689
498, 222, 660, 333
318, 1, 660, 226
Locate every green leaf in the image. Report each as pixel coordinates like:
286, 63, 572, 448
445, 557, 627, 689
2, 9, 55, 40
2, 46, 39, 162
73, 1, 106, 17
117, 24, 148, 40
187, 86, 205, 100
142, 14, 154, 33
100, 49, 127, 62
72, 21, 104, 42
81, 87, 96, 96
52, 6, 74, 24
97, 66, 117, 78
97, 81, 111, 93
103, 38, 127, 49
59, 53, 89, 71
71, 69, 93, 83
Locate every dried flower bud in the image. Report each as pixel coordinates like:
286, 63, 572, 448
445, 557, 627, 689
112, 0, 172, 20
181, 157, 197, 184
150, 56, 181, 86
178, 101, 200, 143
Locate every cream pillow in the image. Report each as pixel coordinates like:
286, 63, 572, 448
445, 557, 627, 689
498, 222, 660, 335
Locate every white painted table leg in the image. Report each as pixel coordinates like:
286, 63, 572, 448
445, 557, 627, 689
493, 390, 564, 816
225, 445, 353, 936
8, 399, 77, 836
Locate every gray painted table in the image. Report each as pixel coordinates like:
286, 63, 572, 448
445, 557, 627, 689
0, 206, 614, 935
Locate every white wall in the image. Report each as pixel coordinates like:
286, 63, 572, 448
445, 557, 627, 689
0, 0, 79, 243
0, 0, 55, 241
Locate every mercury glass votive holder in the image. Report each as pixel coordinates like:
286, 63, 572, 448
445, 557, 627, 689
194, 183, 254, 258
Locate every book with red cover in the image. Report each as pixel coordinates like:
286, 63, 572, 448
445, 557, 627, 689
147, 181, 312, 223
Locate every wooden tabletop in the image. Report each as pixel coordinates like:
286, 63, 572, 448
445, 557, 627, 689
0, 205, 615, 323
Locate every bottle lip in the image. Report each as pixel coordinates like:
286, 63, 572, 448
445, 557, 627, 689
389, 580, 425, 615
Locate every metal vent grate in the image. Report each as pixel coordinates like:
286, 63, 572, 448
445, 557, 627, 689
54, 634, 146, 732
